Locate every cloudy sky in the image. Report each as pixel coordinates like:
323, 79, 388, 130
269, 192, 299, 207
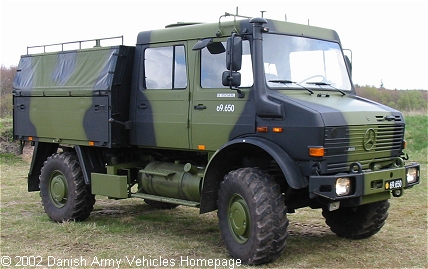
1, 0, 427, 90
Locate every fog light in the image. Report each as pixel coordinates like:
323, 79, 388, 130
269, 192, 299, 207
406, 167, 418, 184
336, 177, 351, 196
392, 189, 403, 197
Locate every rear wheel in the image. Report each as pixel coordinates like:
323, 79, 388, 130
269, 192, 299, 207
322, 200, 390, 239
40, 152, 95, 222
217, 168, 288, 265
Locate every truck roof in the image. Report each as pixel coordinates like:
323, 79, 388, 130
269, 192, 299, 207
137, 18, 341, 45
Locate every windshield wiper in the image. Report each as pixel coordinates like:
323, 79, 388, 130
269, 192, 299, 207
305, 82, 346, 96
269, 80, 314, 94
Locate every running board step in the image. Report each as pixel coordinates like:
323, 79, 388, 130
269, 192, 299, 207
131, 193, 200, 207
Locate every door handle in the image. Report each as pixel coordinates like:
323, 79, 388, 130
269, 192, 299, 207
194, 104, 207, 110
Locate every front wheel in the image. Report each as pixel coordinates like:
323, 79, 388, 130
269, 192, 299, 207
322, 200, 390, 239
217, 168, 288, 265
40, 152, 95, 222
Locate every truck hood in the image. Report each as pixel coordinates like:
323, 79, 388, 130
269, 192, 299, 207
274, 91, 404, 126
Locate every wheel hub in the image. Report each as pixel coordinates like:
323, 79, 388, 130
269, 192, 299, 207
228, 194, 250, 244
49, 172, 68, 208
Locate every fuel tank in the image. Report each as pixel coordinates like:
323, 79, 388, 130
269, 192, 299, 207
138, 161, 203, 202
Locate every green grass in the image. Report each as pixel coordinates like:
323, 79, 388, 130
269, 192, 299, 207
0, 117, 12, 130
404, 115, 428, 162
0, 118, 13, 143
1, 116, 427, 268
0, 153, 22, 165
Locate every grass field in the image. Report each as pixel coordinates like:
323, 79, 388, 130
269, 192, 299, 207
1, 116, 427, 269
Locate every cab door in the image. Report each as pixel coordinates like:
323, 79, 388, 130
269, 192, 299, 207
133, 42, 190, 148
189, 40, 255, 151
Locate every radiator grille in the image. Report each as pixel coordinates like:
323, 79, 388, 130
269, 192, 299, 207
324, 124, 404, 172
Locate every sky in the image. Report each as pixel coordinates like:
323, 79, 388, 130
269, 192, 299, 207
1, 0, 427, 90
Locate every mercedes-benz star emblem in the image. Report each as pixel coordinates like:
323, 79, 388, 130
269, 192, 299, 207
363, 128, 376, 151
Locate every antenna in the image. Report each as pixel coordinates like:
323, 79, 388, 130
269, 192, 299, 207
260, 11, 266, 18
217, 7, 252, 36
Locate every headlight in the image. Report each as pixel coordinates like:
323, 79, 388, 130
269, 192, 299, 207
406, 167, 418, 184
336, 177, 351, 196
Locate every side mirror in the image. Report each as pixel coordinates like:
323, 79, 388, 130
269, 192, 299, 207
345, 55, 352, 77
192, 38, 212, 51
226, 34, 242, 71
222, 71, 241, 87
192, 38, 225, 54
343, 49, 353, 78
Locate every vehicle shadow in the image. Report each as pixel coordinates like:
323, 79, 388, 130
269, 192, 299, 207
89, 199, 349, 266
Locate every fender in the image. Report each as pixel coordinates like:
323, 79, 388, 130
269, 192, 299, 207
238, 137, 307, 188
27, 143, 105, 191
199, 137, 307, 213
27, 142, 59, 191
75, 146, 106, 185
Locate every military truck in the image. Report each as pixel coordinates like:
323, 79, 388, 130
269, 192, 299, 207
13, 13, 420, 265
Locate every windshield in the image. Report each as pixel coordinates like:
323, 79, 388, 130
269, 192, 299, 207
263, 34, 352, 91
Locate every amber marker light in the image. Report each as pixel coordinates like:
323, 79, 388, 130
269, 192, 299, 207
257, 127, 269, 133
309, 147, 325, 157
402, 140, 407, 149
88, 141, 95, 146
198, 145, 206, 150
28, 136, 33, 141
272, 127, 283, 133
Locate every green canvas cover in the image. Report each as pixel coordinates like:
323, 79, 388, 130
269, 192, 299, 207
13, 45, 134, 148
13, 47, 120, 96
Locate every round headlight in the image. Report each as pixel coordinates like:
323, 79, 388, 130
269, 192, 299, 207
336, 177, 351, 196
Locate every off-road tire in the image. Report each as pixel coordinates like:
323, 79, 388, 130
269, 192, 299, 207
217, 167, 288, 265
144, 199, 179, 209
322, 200, 390, 239
40, 152, 95, 222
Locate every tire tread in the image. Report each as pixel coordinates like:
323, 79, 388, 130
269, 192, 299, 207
40, 152, 95, 222
218, 167, 288, 265
322, 200, 390, 239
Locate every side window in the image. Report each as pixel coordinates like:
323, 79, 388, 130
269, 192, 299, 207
144, 45, 187, 89
201, 41, 253, 88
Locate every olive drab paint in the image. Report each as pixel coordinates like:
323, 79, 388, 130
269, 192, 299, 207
13, 14, 420, 265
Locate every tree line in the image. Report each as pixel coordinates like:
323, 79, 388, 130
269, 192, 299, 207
355, 84, 427, 113
0, 65, 427, 117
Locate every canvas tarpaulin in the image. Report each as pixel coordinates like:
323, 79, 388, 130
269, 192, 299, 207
13, 46, 120, 96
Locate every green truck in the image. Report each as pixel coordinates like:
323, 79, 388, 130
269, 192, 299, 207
13, 13, 420, 265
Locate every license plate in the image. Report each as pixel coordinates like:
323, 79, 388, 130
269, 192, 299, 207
385, 179, 403, 190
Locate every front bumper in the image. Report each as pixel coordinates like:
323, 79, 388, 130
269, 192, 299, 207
309, 162, 420, 206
